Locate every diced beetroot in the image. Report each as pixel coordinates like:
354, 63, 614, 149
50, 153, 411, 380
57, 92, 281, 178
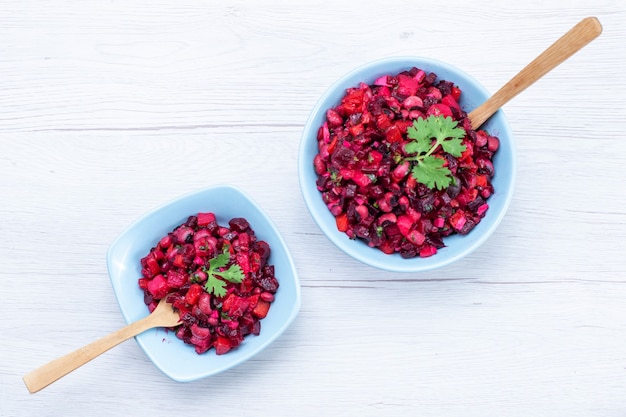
207, 310, 219, 327
451, 86, 462, 101
419, 246, 438, 257
147, 274, 168, 299
197, 292, 212, 315
197, 212, 216, 227
375, 114, 392, 131
394, 119, 413, 134
426, 103, 453, 118
193, 337, 213, 354
252, 300, 271, 319
247, 293, 260, 309
379, 193, 395, 213
460, 141, 474, 162
341, 89, 365, 115
249, 251, 262, 273
236, 251, 250, 275
368, 150, 383, 164
169, 294, 187, 312
449, 210, 468, 231
336, 213, 349, 232
385, 125, 403, 143
171, 254, 186, 269
191, 323, 211, 340
405, 207, 422, 223
349, 123, 364, 137
352, 171, 372, 187
374, 75, 391, 86
441, 94, 460, 110
327, 136, 338, 154
229, 297, 250, 318
228, 217, 250, 233
143, 256, 160, 277
185, 283, 203, 305
379, 240, 395, 254
222, 293, 236, 312
405, 173, 417, 190
392, 161, 410, 182
407, 229, 426, 246
396, 74, 419, 96
339, 168, 354, 180
255, 241, 271, 261
396, 214, 414, 237
476, 175, 489, 188
214, 337, 233, 355
166, 270, 186, 288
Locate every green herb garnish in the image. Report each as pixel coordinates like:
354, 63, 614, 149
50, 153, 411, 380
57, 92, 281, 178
203, 248, 245, 297
404, 115, 466, 190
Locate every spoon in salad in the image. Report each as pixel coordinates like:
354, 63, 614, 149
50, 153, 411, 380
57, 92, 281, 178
468, 16, 602, 129
22, 298, 180, 394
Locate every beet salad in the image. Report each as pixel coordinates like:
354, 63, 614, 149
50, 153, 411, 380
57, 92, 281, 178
313, 67, 500, 258
138, 213, 279, 355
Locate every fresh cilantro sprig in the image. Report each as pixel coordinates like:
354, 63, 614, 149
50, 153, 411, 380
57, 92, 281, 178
203, 248, 245, 297
404, 115, 467, 190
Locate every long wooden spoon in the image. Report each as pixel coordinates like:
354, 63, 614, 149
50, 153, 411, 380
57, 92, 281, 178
468, 16, 603, 129
23, 298, 180, 394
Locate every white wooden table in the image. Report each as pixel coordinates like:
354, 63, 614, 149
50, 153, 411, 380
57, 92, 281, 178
2, 1, 626, 416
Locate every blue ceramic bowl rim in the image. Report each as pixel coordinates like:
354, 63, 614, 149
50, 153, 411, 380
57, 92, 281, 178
298, 56, 516, 272
106, 184, 301, 381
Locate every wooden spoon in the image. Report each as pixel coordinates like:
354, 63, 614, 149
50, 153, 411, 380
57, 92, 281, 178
468, 16, 602, 129
23, 298, 180, 394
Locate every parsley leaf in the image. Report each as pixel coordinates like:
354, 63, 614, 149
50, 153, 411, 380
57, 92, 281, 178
404, 115, 467, 190
209, 249, 230, 270
203, 248, 245, 297
405, 117, 434, 155
214, 262, 244, 284
411, 156, 454, 190
205, 274, 228, 297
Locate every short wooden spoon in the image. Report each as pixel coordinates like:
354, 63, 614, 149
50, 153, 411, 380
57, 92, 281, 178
23, 298, 180, 394
468, 16, 603, 129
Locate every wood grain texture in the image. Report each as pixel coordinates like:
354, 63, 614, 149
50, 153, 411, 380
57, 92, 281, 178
22, 298, 180, 394
468, 17, 603, 128
2, 1, 626, 416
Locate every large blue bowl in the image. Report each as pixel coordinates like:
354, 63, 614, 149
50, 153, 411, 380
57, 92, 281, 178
107, 185, 301, 381
298, 57, 516, 272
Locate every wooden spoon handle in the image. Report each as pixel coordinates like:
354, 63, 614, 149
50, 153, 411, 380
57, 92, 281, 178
22, 315, 158, 394
468, 16, 602, 129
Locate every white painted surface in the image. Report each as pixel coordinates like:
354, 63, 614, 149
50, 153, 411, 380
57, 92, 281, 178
2, 1, 626, 416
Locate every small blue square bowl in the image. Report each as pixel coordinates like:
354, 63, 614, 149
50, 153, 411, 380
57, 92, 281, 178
106, 185, 301, 382
298, 56, 516, 272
